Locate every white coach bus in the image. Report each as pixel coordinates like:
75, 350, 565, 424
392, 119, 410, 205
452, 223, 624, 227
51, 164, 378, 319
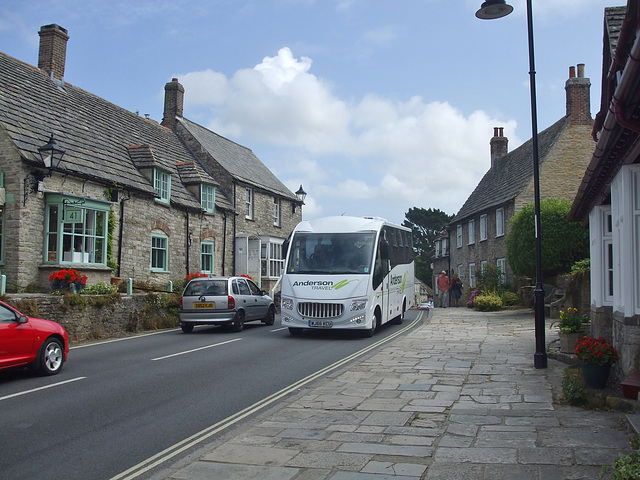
280, 216, 415, 336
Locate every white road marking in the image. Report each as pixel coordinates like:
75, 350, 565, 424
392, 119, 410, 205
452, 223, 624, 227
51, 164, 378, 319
0, 377, 86, 402
151, 338, 241, 361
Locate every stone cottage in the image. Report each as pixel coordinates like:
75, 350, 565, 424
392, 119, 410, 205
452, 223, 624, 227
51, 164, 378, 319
433, 65, 594, 302
0, 24, 302, 293
569, 3, 640, 377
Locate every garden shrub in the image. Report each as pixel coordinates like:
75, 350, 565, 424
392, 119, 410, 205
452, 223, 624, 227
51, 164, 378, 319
473, 291, 502, 311
506, 198, 589, 278
501, 291, 520, 306
561, 367, 585, 406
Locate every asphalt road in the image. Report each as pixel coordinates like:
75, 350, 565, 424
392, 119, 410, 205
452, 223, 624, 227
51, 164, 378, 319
0, 310, 423, 480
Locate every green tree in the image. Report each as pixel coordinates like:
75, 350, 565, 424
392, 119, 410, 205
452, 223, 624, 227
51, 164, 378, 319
505, 198, 588, 279
403, 207, 453, 286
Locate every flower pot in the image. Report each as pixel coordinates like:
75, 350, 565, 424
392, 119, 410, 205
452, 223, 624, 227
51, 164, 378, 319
559, 332, 580, 354
111, 277, 122, 287
581, 362, 612, 389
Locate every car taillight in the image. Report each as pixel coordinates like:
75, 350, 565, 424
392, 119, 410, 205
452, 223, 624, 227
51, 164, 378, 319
228, 296, 235, 309
180, 297, 183, 310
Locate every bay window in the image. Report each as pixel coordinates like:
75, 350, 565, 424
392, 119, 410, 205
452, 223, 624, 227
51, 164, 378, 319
44, 194, 109, 265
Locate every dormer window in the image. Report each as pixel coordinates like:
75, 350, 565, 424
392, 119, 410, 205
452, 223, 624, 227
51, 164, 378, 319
154, 168, 171, 204
201, 184, 215, 213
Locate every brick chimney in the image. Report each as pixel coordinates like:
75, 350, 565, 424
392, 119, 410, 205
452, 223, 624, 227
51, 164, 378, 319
161, 78, 184, 129
38, 24, 69, 81
565, 64, 591, 125
490, 127, 508, 168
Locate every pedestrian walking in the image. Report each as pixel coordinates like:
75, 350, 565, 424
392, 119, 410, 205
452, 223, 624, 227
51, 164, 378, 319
437, 270, 450, 308
450, 273, 463, 307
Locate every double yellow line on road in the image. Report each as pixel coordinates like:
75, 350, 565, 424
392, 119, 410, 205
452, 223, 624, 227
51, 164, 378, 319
111, 313, 424, 480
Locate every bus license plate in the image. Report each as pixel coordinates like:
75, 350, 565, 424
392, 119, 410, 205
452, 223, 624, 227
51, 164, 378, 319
194, 303, 215, 309
309, 320, 333, 328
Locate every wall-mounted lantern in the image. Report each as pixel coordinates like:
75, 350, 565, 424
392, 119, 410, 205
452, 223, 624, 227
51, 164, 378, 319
293, 184, 307, 214
38, 133, 65, 176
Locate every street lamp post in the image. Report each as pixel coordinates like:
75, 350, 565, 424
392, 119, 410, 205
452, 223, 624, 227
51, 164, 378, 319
476, 0, 547, 369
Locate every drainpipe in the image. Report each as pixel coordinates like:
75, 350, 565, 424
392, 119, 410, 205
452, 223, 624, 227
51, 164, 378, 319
232, 182, 237, 276
185, 211, 191, 276
117, 193, 130, 277
222, 210, 227, 275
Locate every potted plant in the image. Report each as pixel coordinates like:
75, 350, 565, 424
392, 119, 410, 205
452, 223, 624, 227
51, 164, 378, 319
49, 268, 88, 293
553, 307, 588, 353
574, 335, 620, 389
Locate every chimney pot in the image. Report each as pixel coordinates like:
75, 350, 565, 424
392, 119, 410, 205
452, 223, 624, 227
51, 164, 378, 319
38, 24, 69, 81
565, 64, 592, 125
490, 127, 508, 168
161, 78, 185, 129
569, 66, 576, 78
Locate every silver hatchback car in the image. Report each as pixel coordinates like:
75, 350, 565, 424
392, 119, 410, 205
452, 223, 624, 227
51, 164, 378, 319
179, 276, 276, 333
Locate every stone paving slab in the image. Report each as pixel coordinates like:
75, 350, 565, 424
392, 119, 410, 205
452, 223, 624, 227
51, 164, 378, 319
163, 308, 636, 480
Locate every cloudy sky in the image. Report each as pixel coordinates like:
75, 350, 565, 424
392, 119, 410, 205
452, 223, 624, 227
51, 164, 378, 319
1, 0, 608, 224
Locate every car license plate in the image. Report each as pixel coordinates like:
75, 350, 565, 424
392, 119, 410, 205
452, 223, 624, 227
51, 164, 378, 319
194, 303, 215, 309
309, 320, 333, 328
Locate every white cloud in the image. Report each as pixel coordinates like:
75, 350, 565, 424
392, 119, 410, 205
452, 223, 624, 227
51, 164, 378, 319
178, 47, 518, 220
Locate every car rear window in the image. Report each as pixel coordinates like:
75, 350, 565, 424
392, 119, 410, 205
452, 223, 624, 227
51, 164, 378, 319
184, 280, 228, 296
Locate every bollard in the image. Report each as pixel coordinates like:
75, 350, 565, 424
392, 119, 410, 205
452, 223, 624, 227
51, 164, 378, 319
127, 278, 133, 295
0, 275, 5, 295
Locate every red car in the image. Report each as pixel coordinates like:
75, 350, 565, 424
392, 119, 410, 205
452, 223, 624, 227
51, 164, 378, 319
0, 300, 69, 375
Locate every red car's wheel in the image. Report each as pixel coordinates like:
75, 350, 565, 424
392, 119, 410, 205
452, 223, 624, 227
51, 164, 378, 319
39, 337, 64, 375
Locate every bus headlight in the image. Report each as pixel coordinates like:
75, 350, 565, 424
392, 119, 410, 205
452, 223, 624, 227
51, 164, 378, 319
282, 298, 293, 310
350, 299, 366, 312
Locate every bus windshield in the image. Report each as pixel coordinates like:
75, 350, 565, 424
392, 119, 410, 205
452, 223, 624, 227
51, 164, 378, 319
286, 232, 376, 275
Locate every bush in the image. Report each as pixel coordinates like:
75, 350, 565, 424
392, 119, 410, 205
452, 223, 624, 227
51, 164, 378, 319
506, 198, 589, 278
501, 291, 520, 306
83, 282, 118, 295
561, 367, 585, 406
476, 265, 506, 294
473, 291, 503, 311
570, 258, 590, 274
601, 434, 640, 480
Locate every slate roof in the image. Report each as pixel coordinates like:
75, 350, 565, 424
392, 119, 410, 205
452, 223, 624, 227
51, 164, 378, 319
0, 51, 232, 212
452, 117, 570, 222
179, 117, 296, 200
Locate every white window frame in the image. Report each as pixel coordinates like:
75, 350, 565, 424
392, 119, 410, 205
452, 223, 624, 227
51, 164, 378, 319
457, 264, 464, 283
480, 214, 488, 241
469, 263, 476, 288
435, 240, 441, 258
201, 184, 215, 213
154, 168, 171, 204
273, 197, 281, 226
151, 234, 169, 272
245, 187, 253, 220
260, 238, 284, 278
496, 208, 504, 237
201, 240, 214, 274
468, 219, 475, 245
457, 224, 463, 248
442, 237, 448, 256
497, 257, 507, 285
44, 195, 110, 265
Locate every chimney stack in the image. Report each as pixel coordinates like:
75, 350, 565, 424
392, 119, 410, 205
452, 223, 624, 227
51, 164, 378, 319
490, 127, 508, 168
565, 64, 591, 125
38, 24, 69, 81
161, 78, 184, 129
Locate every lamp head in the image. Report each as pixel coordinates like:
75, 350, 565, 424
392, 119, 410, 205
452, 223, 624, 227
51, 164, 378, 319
476, 0, 513, 19
38, 133, 65, 173
295, 185, 307, 204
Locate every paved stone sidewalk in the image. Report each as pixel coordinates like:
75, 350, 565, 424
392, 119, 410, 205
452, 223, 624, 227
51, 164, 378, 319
163, 308, 635, 480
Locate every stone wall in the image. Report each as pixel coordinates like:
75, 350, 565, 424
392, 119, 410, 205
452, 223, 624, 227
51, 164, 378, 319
5, 293, 159, 343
